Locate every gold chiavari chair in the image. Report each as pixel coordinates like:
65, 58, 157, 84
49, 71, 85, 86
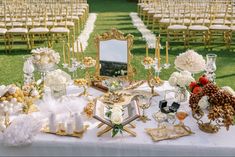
208, 2, 231, 49
28, 9, 50, 49
5, 5, 30, 52
0, 5, 8, 53
167, 4, 188, 47
188, 3, 210, 47
49, 5, 70, 48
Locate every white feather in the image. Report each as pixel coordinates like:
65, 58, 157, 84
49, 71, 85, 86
2, 115, 42, 146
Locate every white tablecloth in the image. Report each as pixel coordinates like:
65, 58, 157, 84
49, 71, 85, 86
1, 82, 235, 156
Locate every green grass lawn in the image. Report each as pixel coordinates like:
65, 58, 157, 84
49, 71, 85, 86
0, 0, 234, 89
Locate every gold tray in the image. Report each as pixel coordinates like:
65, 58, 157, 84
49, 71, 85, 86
42, 125, 89, 138
146, 124, 194, 142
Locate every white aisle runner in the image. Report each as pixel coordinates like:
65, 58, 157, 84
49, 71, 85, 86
74, 13, 97, 53
130, 12, 157, 49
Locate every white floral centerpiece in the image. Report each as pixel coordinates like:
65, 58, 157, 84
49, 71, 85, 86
44, 69, 71, 98
174, 50, 206, 74
169, 71, 195, 102
31, 47, 60, 72
105, 105, 124, 137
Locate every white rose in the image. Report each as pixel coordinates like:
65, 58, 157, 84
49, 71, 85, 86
198, 96, 210, 110
40, 56, 50, 65
111, 105, 123, 114
111, 112, 123, 125
180, 70, 191, 76
0, 85, 7, 97
185, 75, 195, 86
8, 86, 17, 94
171, 72, 180, 78
34, 55, 41, 61
169, 76, 178, 86
31, 89, 39, 97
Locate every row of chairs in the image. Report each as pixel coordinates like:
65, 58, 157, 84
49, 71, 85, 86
137, 0, 235, 48
0, 0, 89, 52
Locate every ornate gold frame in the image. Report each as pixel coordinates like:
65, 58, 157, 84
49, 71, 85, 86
94, 28, 134, 81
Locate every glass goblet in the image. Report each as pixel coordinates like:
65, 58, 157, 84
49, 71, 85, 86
137, 95, 151, 123
176, 109, 188, 126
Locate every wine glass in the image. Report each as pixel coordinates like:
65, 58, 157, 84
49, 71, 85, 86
137, 95, 151, 123
176, 109, 188, 126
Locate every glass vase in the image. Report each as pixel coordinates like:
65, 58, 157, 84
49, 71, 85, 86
174, 87, 189, 103
49, 84, 67, 99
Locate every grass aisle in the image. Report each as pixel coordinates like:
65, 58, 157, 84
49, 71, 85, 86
0, 0, 234, 89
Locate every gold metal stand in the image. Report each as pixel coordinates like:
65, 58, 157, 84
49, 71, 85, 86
97, 123, 137, 137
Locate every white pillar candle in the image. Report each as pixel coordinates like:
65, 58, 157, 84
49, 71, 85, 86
49, 113, 57, 133
74, 113, 84, 132
66, 121, 74, 135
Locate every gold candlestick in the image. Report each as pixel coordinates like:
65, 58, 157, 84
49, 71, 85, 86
72, 37, 75, 58
63, 41, 66, 64
77, 40, 80, 61
157, 36, 161, 69
155, 38, 158, 58
67, 43, 71, 66
166, 41, 169, 64
80, 42, 84, 59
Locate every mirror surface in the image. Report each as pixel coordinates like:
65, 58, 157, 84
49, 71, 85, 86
99, 39, 128, 77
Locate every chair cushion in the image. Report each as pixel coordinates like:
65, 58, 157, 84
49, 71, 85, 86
57, 21, 75, 27
212, 19, 231, 25
45, 21, 57, 26
50, 27, 70, 33
26, 21, 41, 27
7, 28, 28, 34
168, 25, 187, 30
143, 7, 151, 11
6, 22, 23, 27
67, 16, 80, 20
177, 19, 191, 24
0, 22, 5, 27
148, 9, 155, 14
153, 14, 162, 18
194, 19, 211, 24
0, 28, 7, 34
230, 26, 235, 31
29, 27, 49, 33
209, 25, 231, 30
188, 25, 209, 31
160, 18, 176, 24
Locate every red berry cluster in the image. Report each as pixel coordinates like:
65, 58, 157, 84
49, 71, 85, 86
189, 75, 209, 94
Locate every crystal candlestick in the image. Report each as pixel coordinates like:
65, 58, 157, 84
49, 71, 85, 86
205, 54, 217, 83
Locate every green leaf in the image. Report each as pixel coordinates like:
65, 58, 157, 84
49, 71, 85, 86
111, 124, 124, 137
105, 111, 112, 118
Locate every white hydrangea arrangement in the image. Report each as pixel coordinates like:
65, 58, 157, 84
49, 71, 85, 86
168, 71, 195, 88
31, 47, 60, 70
44, 69, 71, 91
174, 50, 206, 74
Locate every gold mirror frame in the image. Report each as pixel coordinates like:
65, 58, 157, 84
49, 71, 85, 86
94, 28, 134, 81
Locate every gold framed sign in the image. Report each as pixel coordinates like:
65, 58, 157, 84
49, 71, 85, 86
94, 28, 134, 81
